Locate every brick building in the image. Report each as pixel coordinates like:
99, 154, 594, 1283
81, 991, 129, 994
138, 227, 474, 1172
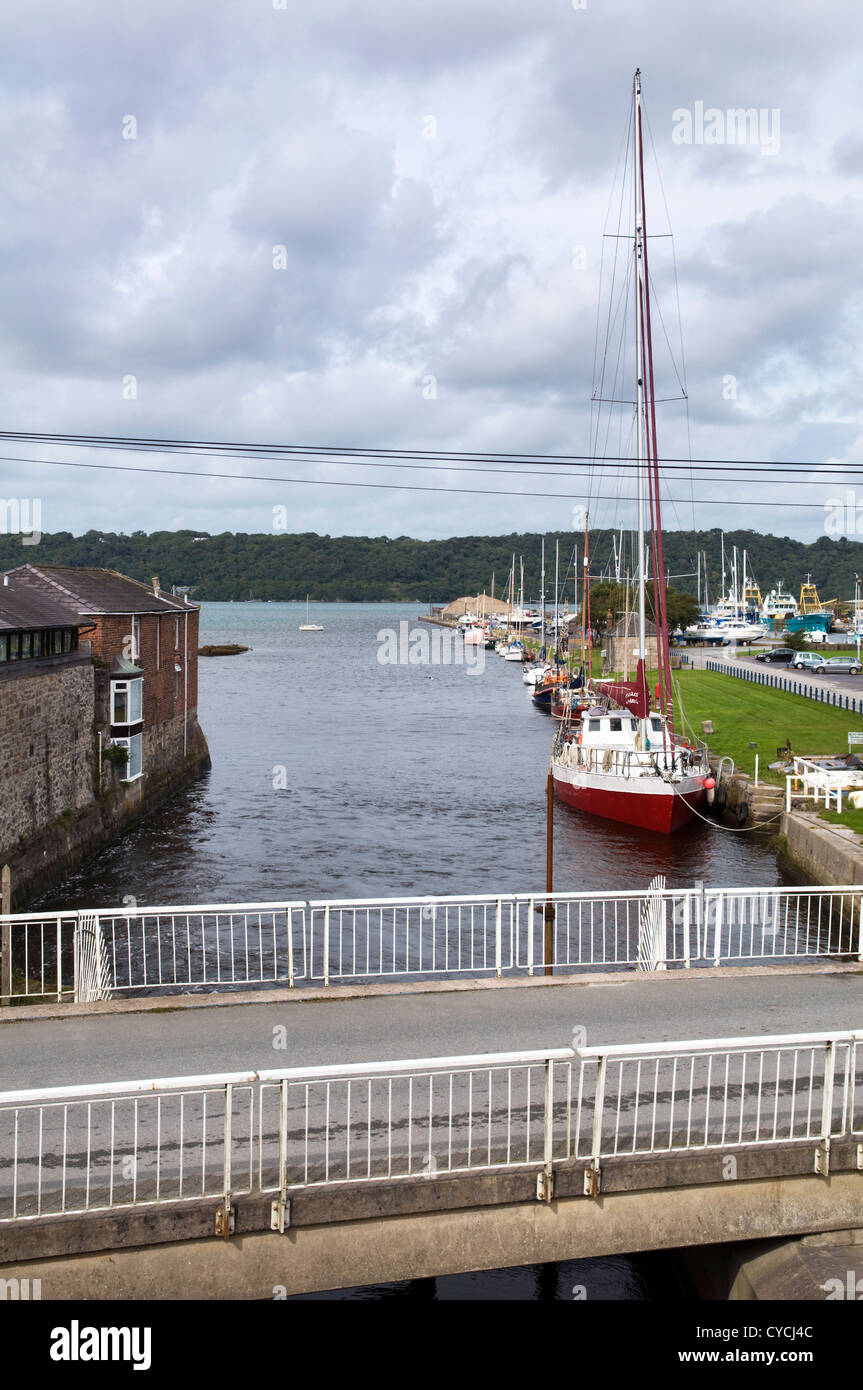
0, 565, 210, 907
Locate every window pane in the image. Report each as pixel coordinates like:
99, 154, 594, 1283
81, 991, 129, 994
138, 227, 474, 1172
129, 733, 142, 779
128, 679, 143, 723
112, 683, 128, 723
0, 635, 7, 661
33, 632, 42, 657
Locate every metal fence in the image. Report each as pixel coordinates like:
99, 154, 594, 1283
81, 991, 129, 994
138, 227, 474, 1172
2, 883, 861, 1004
705, 658, 863, 713
1, 1029, 860, 1223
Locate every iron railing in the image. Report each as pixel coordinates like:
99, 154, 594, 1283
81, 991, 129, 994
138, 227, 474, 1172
0, 1029, 860, 1223
1, 884, 861, 1004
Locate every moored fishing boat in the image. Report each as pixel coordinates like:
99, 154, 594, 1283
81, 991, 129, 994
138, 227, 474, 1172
550, 70, 711, 834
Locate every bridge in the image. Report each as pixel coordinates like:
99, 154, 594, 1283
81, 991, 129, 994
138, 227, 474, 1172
1, 882, 862, 1299
1, 1028, 862, 1298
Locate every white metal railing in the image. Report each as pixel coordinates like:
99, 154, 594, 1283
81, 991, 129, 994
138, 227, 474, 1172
0, 1029, 859, 1224
1, 884, 861, 1005
787, 756, 863, 814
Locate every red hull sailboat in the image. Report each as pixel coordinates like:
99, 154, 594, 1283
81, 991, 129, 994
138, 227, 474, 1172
551, 70, 712, 835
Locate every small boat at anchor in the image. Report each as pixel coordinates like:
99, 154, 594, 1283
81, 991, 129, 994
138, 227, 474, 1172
299, 594, 324, 631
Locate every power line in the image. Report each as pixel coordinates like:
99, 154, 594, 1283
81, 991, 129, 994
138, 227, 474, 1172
0, 450, 849, 510
0, 428, 861, 477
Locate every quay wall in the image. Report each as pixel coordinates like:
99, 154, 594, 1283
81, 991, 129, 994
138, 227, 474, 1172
0, 660, 210, 910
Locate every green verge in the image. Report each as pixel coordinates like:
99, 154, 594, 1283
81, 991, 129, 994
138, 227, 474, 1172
819, 808, 863, 837
671, 670, 863, 784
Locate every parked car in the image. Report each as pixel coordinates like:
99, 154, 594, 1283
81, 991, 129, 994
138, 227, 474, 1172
791, 653, 862, 674
755, 647, 797, 664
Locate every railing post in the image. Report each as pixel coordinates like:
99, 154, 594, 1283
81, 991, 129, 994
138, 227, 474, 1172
683, 893, 691, 968
495, 899, 502, 979
585, 1053, 606, 1196
323, 905, 330, 988
271, 1077, 291, 1233
857, 894, 863, 964
216, 1082, 235, 1237
537, 1057, 554, 1201
816, 1040, 836, 1175
286, 907, 295, 988
713, 892, 723, 966
0, 864, 11, 1007
527, 898, 535, 976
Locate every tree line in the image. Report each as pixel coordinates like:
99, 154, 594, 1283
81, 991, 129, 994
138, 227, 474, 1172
1, 526, 860, 607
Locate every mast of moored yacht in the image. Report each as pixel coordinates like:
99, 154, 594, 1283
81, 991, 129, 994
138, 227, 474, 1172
633, 70, 649, 737
540, 537, 546, 659
634, 66, 675, 739
554, 539, 560, 665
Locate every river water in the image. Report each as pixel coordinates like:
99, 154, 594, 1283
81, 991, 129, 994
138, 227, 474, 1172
46, 602, 779, 909
42, 602, 781, 1300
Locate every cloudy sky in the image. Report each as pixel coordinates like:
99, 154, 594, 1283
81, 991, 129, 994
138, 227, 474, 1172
1, 0, 861, 544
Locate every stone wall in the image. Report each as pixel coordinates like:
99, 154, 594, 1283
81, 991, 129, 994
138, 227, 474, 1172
0, 662, 95, 860
0, 650, 210, 910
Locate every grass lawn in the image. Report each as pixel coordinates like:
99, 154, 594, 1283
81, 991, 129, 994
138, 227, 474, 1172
819, 808, 863, 837
638, 669, 863, 784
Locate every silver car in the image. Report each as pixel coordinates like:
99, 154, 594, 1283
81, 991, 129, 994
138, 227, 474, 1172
791, 653, 862, 674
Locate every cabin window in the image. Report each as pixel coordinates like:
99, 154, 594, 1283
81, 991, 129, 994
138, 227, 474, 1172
111, 678, 143, 725
588, 719, 601, 732
610, 718, 622, 731
651, 717, 662, 731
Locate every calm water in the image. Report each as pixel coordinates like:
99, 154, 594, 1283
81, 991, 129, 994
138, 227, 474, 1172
42, 602, 781, 1301
45, 602, 779, 909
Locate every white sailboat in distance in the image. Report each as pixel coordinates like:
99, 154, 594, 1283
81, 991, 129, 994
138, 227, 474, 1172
299, 595, 324, 631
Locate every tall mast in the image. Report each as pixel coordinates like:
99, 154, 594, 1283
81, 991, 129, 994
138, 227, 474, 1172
633, 70, 648, 704
540, 536, 546, 657
635, 67, 674, 736
554, 539, 560, 663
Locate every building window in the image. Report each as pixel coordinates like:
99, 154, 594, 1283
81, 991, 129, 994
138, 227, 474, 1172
0, 635, 7, 662
111, 733, 143, 781
111, 678, 143, 725
8, 633, 19, 661
21, 631, 31, 659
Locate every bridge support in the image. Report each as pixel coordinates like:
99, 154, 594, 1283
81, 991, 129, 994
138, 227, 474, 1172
2, 1147, 861, 1300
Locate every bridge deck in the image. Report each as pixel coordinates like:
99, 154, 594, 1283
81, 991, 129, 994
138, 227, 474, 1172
1, 962, 861, 1092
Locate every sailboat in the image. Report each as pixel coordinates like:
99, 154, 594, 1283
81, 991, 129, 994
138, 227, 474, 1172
298, 595, 324, 631
550, 70, 712, 834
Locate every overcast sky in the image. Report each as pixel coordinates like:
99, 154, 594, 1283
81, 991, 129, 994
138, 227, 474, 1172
1, 0, 861, 546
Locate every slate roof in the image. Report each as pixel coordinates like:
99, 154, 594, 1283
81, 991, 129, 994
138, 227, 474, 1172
5, 565, 195, 616
0, 576, 82, 632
